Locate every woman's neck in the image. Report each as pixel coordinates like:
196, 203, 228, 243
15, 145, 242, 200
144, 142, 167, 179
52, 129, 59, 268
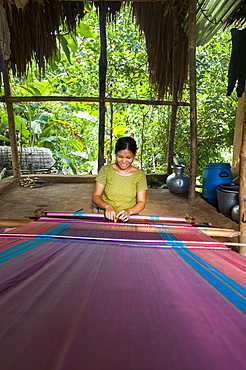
112, 163, 137, 176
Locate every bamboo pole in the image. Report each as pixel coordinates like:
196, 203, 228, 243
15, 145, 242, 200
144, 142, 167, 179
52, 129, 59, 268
188, 0, 197, 205
2, 68, 20, 179
0, 219, 31, 227
98, 2, 107, 171
0, 95, 189, 106
223, 242, 246, 253
238, 92, 246, 256
199, 228, 240, 238
167, 7, 179, 174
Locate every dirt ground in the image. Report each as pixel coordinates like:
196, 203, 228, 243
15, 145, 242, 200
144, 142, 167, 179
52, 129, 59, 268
0, 177, 239, 238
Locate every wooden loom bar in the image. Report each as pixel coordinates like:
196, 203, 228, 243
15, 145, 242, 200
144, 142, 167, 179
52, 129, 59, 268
36, 211, 190, 223
223, 242, 246, 251
0, 219, 31, 227
0, 95, 190, 106
199, 228, 240, 238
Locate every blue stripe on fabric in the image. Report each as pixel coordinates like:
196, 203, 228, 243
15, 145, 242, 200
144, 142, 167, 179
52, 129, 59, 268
46, 222, 72, 235
175, 247, 246, 315
72, 212, 83, 217
150, 215, 159, 220
158, 227, 246, 315
0, 222, 72, 263
158, 226, 178, 241
0, 238, 48, 263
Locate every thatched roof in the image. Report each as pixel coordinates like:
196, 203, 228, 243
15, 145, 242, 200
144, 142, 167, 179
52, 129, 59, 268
195, 0, 246, 45
2, 0, 246, 99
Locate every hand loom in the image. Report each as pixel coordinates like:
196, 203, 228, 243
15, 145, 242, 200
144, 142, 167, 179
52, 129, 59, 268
0, 212, 245, 369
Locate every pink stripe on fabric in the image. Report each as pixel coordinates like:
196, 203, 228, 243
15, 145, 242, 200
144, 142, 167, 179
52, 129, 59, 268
192, 248, 246, 288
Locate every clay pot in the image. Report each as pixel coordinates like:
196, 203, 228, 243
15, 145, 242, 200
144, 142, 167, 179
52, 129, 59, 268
166, 165, 189, 194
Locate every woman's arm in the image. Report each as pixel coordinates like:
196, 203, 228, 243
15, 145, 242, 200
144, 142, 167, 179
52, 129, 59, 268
116, 190, 146, 222
92, 182, 117, 221
92, 182, 107, 209
131, 190, 146, 214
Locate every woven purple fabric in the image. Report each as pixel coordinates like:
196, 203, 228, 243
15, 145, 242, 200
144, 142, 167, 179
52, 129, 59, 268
0, 221, 245, 369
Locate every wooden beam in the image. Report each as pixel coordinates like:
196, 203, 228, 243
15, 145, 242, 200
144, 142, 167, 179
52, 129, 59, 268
188, 0, 197, 205
0, 95, 190, 106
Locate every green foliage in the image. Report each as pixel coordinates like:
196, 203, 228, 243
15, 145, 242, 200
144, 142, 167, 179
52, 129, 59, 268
0, 6, 238, 177
0, 134, 10, 142
172, 30, 237, 179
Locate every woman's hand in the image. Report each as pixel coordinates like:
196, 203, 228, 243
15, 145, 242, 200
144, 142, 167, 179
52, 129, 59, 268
105, 205, 117, 222
116, 209, 132, 222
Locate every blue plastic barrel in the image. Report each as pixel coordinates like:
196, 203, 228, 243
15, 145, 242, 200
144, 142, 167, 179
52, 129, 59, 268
202, 163, 232, 205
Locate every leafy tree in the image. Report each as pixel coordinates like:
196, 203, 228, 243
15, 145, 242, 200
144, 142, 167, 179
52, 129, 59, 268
172, 30, 237, 179
0, 6, 238, 178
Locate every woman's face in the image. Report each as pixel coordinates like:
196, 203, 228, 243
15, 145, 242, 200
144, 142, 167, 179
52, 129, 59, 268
115, 149, 135, 171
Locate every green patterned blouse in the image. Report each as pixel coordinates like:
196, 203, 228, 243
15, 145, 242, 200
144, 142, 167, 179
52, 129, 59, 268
95, 164, 148, 213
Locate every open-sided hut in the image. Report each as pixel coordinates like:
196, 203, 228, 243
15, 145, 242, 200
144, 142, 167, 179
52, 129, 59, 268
0, 3, 245, 368
1, 0, 246, 246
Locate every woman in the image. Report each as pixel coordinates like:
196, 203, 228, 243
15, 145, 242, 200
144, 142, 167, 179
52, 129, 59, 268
92, 137, 147, 222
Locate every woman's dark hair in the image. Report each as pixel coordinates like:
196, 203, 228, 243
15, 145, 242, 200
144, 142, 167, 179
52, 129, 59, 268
115, 137, 137, 155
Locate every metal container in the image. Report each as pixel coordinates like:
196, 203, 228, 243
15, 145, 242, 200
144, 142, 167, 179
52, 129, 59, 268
166, 165, 189, 194
231, 204, 239, 223
216, 183, 239, 217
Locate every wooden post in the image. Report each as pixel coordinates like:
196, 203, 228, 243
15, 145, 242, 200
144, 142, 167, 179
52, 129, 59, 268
109, 100, 113, 163
2, 68, 20, 179
188, 0, 197, 205
238, 95, 246, 256
98, 2, 107, 171
167, 7, 179, 175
